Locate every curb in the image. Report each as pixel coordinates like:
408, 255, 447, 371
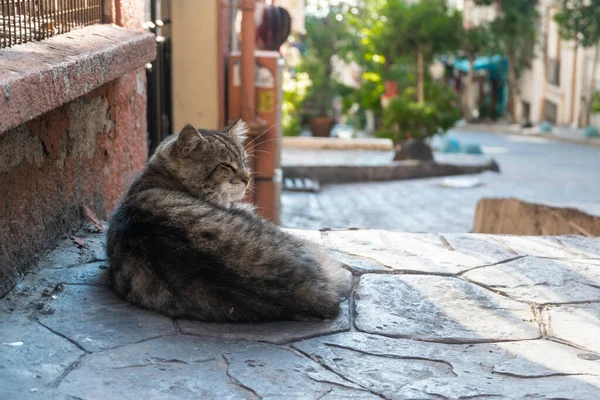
455, 125, 600, 148
283, 137, 394, 151
283, 159, 500, 185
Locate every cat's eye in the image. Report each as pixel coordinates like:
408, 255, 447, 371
220, 163, 237, 173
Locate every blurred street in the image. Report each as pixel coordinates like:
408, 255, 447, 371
282, 129, 600, 232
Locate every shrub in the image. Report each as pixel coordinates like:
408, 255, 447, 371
377, 82, 460, 143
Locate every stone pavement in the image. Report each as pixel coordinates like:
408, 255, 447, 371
2, 224, 600, 399
282, 130, 600, 232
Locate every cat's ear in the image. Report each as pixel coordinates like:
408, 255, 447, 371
227, 119, 248, 142
177, 124, 205, 156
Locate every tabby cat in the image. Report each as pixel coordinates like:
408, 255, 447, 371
107, 121, 349, 322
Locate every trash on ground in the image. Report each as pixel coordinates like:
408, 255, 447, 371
73, 237, 87, 248
2, 341, 24, 346
440, 177, 483, 189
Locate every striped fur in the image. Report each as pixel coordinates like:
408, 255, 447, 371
107, 121, 349, 322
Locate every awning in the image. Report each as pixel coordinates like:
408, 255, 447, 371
453, 55, 508, 80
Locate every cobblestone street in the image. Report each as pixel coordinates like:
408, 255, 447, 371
282, 130, 600, 231
2, 226, 600, 399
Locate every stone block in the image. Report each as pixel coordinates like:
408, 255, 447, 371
354, 274, 540, 342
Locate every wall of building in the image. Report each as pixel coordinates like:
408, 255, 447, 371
0, 1, 151, 296
0, 70, 148, 295
519, 0, 600, 127
171, 0, 222, 131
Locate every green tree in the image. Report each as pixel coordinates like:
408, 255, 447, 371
461, 24, 493, 121
299, 4, 358, 117
475, 0, 539, 123
554, 0, 600, 126
373, 0, 462, 103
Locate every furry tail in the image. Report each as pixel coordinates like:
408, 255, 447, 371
304, 241, 353, 299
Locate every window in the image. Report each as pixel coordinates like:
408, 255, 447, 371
547, 58, 561, 87
544, 99, 558, 125
0, 0, 102, 49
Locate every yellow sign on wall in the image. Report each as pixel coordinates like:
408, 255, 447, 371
257, 90, 275, 114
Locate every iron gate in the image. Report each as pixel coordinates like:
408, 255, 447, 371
145, 0, 172, 154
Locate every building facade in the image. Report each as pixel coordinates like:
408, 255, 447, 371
462, 0, 599, 127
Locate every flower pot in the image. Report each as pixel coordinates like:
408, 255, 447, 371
310, 116, 335, 137
393, 138, 434, 161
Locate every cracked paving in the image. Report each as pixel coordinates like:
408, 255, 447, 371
1, 225, 600, 399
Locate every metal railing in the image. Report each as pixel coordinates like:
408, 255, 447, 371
0, 0, 102, 49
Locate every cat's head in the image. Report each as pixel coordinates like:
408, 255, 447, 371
157, 120, 251, 204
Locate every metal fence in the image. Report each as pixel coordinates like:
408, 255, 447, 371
0, 0, 102, 48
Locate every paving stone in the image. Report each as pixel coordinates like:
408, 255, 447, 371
178, 301, 351, 344
84, 234, 108, 262
42, 233, 107, 270
37, 285, 176, 352
36, 262, 110, 287
558, 235, 600, 259
54, 335, 252, 399
463, 256, 600, 304
54, 335, 373, 399
293, 332, 600, 400
326, 249, 390, 273
324, 231, 517, 274
223, 342, 374, 399
489, 235, 574, 258
5, 226, 600, 399
0, 315, 84, 399
354, 274, 540, 342
543, 303, 600, 354
43, 239, 83, 269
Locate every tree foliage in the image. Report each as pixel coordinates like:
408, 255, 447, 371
554, 0, 600, 48
373, 0, 462, 102
298, 5, 358, 116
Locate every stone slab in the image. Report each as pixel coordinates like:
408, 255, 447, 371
558, 235, 600, 259
0, 24, 156, 134
354, 274, 540, 342
53, 335, 373, 399
3, 229, 600, 399
464, 256, 600, 304
543, 303, 600, 354
178, 301, 351, 344
37, 262, 111, 287
326, 249, 390, 273
36, 285, 176, 352
41, 232, 108, 270
293, 332, 600, 400
492, 235, 575, 258
324, 231, 517, 275
0, 315, 84, 399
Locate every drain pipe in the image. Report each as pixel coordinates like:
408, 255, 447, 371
240, 0, 263, 128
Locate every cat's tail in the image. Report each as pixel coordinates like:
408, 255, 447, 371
304, 241, 353, 299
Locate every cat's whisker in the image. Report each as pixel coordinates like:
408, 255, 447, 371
252, 149, 271, 155
244, 123, 278, 147
245, 137, 278, 152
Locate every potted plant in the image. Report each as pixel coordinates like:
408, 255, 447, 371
378, 80, 461, 161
